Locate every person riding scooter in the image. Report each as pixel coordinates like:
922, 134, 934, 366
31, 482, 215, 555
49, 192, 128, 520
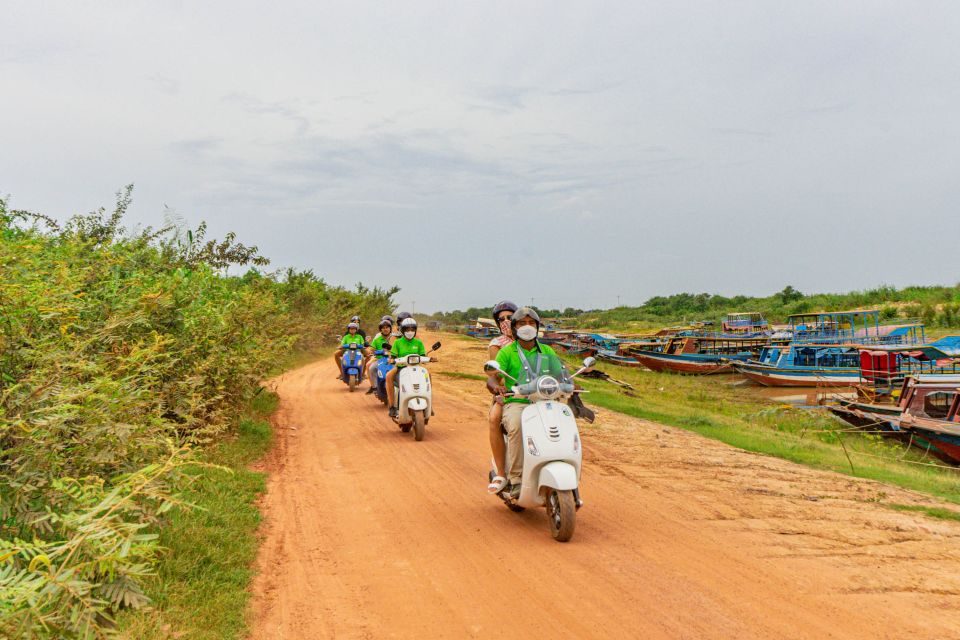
387, 318, 437, 417
366, 318, 393, 395
486, 300, 517, 493
337, 322, 366, 379
334, 316, 369, 375
486, 306, 555, 497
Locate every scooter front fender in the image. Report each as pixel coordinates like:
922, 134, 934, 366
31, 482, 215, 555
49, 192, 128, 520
408, 397, 428, 412
537, 461, 579, 492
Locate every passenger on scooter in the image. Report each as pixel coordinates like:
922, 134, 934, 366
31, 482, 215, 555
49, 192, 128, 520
487, 306, 556, 497
366, 318, 393, 394
485, 300, 517, 493
394, 311, 412, 337
387, 318, 438, 417
336, 322, 366, 379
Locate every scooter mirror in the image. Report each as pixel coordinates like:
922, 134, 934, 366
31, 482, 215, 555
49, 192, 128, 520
431, 341, 442, 351
484, 360, 501, 373
582, 356, 597, 369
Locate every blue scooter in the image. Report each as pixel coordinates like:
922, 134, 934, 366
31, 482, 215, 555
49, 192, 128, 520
341, 343, 365, 392
373, 345, 394, 405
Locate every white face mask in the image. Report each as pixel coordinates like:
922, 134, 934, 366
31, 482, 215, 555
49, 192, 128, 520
403, 331, 416, 339
516, 325, 537, 341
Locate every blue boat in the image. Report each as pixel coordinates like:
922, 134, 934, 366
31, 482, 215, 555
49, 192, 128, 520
733, 310, 925, 387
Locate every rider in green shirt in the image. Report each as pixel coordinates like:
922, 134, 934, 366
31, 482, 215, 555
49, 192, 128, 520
366, 317, 393, 394
335, 322, 365, 378
486, 306, 550, 495
387, 317, 434, 417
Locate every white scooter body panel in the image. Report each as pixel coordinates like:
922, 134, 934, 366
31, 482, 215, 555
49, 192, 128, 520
511, 400, 582, 508
396, 364, 432, 424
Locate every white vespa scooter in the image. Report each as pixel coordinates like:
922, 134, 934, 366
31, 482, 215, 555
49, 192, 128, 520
484, 354, 595, 542
392, 341, 441, 441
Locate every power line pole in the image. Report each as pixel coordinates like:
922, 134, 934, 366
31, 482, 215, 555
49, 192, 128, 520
411, 300, 416, 315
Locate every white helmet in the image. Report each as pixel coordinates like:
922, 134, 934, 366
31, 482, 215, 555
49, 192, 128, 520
400, 317, 417, 337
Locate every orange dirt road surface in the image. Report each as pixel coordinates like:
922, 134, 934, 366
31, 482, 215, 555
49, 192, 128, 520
248, 334, 960, 639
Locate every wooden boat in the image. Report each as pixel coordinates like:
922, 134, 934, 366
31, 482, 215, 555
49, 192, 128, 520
734, 311, 926, 387
722, 312, 770, 335
596, 349, 641, 367
829, 375, 960, 463
890, 376, 960, 465
629, 335, 767, 375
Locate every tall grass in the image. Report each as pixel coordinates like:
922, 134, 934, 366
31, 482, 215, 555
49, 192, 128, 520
0, 189, 395, 638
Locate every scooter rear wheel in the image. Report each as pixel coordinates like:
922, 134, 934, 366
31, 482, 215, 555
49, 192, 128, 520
546, 489, 576, 542
413, 410, 425, 441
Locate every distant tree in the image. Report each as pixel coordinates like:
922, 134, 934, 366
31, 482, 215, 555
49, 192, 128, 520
778, 285, 804, 304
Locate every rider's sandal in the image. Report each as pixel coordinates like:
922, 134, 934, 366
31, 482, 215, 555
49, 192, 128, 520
487, 475, 508, 494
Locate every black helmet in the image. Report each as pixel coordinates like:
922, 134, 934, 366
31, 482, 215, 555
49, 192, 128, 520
396, 311, 413, 324
492, 300, 518, 321
510, 306, 541, 334
378, 317, 393, 329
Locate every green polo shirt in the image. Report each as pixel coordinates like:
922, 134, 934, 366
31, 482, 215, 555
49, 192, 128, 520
371, 333, 390, 351
495, 340, 558, 404
341, 333, 364, 347
390, 336, 426, 366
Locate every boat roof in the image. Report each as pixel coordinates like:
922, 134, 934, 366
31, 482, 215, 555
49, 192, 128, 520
787, 309, 880, 320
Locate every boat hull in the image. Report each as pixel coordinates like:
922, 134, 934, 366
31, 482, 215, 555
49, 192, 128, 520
631, 350, 733, 375
734, 362, 862, 387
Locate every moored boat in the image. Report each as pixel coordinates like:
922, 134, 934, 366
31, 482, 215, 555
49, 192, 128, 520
629, 335, 768, 375
596, 349, 641, 367
889, 376, 960, 465
734, 311, 926, 387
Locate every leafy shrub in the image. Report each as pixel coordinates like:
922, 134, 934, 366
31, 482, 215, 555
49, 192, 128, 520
0, 189, 395, 638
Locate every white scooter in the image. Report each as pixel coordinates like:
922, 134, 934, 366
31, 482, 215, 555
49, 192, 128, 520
483, 355, 595, 542
392, 341, 441, 441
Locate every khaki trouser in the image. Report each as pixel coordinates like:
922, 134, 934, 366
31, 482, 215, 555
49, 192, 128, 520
502, 402, 527, 485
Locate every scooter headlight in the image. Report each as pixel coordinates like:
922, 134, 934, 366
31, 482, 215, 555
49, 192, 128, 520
536, 375, 560, 399
408, 356, 421, 365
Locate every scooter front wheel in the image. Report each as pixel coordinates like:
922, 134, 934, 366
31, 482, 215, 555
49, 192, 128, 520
413, 410, 425, 441
546, 489, 576, 542
348, 374, 357, 391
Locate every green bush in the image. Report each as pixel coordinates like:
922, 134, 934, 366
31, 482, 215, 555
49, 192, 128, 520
0, 190, 395, 638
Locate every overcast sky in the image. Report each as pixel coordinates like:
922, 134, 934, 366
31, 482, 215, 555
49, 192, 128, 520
3, 1, 959, 312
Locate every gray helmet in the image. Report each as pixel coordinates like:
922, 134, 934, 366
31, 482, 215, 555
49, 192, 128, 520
510, 306, 540, 335
347, 322, 359, 331
351, 315, 360, 323
492, 300, 518, 321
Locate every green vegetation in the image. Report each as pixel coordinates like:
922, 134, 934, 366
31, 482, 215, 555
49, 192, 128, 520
885, 503, 960, 522
569, 362, 960, 504
438, 371, 487, 381
0, 189, 395, 638
115, 391, 277, 639
430, 284, 960, 331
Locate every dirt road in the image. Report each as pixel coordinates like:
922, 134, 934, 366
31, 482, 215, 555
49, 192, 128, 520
249, 334, 960, 639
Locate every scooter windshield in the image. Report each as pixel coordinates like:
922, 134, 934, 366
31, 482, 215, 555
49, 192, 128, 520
515, 352, 572, 387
